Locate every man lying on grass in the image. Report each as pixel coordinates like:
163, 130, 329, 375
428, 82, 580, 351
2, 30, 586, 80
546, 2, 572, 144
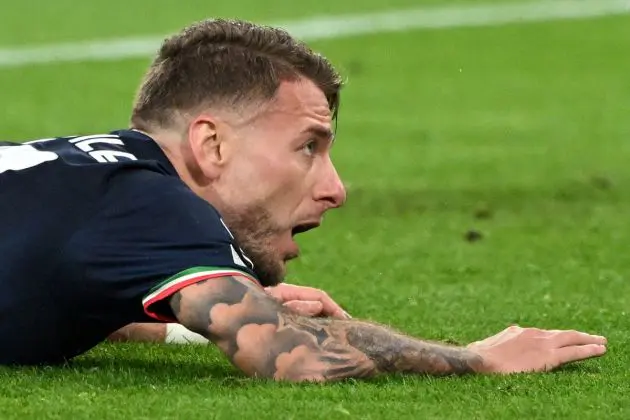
0, 19, 606, 380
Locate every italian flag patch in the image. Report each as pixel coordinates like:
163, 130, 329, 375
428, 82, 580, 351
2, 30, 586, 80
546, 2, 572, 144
143, 266, 259, 322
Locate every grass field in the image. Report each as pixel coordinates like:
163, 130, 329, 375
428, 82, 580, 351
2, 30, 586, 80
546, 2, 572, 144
2, 0, 630, 418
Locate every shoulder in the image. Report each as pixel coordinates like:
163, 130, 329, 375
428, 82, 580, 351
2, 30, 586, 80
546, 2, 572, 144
101, 168, 224, 229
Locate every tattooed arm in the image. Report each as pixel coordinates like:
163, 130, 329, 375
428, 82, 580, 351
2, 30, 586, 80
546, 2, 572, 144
171, 275, 481, 381
171, 276, 607, 382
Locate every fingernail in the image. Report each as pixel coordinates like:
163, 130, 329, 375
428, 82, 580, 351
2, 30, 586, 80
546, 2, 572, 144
343, 311, 352, 319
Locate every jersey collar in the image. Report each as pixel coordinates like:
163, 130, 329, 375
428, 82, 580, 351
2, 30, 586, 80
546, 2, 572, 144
110, 129, 178, 177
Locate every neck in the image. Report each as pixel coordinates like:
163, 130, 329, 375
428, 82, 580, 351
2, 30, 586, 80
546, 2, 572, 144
139, 128, 204, 194
136, 128, 229, 215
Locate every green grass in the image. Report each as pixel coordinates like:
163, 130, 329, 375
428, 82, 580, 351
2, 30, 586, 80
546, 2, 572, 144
0, 0, 516, 45
2, 0, 630, 418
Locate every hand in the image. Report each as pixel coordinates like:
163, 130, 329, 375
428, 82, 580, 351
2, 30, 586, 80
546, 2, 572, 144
467, 325, 607, 374
264, 283, 351, 319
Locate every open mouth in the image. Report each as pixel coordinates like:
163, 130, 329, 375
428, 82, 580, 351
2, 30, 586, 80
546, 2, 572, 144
291, 222, 320, 237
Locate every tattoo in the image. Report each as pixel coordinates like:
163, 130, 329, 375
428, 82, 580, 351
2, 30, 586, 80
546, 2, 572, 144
170, 292, 182, 315
344, 323, 480, 375
170, 276, 483, 382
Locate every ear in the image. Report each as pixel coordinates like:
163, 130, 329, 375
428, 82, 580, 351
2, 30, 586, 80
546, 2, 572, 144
187, 114, 229, 180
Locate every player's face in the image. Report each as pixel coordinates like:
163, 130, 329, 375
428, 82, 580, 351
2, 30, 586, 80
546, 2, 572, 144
217, 78, 346, 286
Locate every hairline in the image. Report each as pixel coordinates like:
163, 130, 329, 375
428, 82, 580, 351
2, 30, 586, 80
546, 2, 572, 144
132, 76, 338, 132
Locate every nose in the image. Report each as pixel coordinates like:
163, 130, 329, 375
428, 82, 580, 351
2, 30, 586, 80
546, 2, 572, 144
315, 157, 347, 209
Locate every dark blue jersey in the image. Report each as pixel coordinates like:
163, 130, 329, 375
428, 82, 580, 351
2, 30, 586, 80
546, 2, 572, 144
0, 130, 258, 365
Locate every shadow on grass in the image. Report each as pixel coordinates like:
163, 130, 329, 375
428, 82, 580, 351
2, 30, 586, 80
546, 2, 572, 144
0, 341, 605, 391
0, 344, 241, 386
554, 362, 603, 375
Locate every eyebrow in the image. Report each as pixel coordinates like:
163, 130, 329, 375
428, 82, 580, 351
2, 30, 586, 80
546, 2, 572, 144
305, 126, 335, 143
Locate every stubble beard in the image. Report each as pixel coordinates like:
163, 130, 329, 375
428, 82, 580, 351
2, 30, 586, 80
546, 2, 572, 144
220, 203, 290, 287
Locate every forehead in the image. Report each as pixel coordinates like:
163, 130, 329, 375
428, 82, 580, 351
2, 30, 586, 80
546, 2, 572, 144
256, 78, 332, 127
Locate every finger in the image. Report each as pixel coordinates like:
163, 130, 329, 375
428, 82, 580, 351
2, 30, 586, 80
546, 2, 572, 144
265, 285, 324, 303
554, 344, 607, 367
318, 295, 351, 319
550, 330, 607, 347
283, 300, 324, 317
269, 285, 350, 319
263, 286, 284, 301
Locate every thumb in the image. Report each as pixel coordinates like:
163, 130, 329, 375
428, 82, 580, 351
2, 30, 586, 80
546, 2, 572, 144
283, 300, 324, 317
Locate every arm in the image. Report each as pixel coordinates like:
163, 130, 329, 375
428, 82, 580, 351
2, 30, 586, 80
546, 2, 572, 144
172, 276, 607, 382
108, 283, 350, 344
108, 323, 167, 343
107, 323, 210, 344
172, 275, 482, 381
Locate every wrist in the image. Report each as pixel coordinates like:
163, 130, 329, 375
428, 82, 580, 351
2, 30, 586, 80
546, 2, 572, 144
465, 344, 492, 373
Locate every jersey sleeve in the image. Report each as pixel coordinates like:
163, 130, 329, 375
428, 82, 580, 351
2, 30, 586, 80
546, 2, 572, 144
60, 169, 260, 323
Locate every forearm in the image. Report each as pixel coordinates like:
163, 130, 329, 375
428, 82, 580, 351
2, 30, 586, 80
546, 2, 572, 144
328, 319, 483, 377
172, 276, 483, 382
250, 314, 483, 380
107, 323, 209, 344
107, 323, 166, 343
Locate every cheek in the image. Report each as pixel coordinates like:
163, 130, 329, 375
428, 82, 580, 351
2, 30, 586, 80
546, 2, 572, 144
248, 153, 306, 199
261, 161, 309, 212
223, 149, 309, 218
223, 153, 275, 203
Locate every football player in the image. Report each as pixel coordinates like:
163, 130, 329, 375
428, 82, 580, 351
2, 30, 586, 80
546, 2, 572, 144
0, 19, 606, 380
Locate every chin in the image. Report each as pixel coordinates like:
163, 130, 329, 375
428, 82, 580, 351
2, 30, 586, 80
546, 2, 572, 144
253, 258, 288, 287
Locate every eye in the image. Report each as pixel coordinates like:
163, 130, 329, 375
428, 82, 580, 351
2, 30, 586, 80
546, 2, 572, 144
302, 139, 318, 157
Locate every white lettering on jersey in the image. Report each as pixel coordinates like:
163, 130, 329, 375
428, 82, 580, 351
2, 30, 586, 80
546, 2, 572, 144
89, 150, 138, 163
73, 137, 123, 152
68, 134, 119, 144
0, 145, 59, 174
70, 135, 137, 163
0, 134, 139, 174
